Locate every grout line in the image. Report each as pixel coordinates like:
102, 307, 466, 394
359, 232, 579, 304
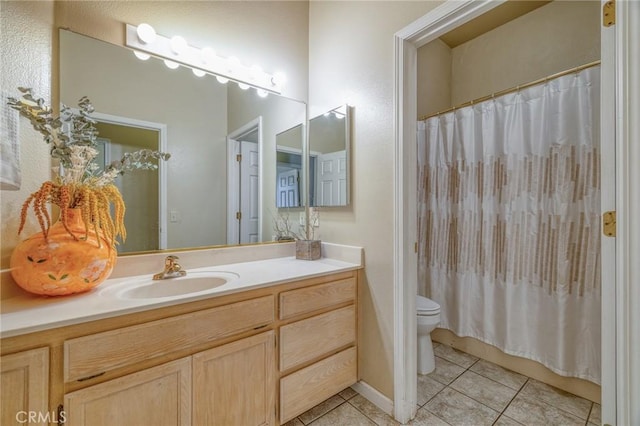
489, 378, 530, 426
584, 402, 594, 426
420, 401, 455, 426
345, 398, 388, 426
510, 380, 592, 424
306, 399, 348, 425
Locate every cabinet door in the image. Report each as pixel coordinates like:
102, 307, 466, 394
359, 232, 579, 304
193, 331, 275, 426
1, 347, 49, 426
64, 357, 191, 426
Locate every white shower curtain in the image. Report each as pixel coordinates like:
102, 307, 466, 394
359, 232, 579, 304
417, 66, 601, 383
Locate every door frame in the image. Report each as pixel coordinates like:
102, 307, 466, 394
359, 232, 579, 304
91, 111, 168, 250
227, 117, 263, 244
392, 1, 506, 421
610, 1, 640, 425
393, 0, 639, 424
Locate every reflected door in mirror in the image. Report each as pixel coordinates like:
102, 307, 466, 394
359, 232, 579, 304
314, 150, 347, 206
309, 105, 351, 207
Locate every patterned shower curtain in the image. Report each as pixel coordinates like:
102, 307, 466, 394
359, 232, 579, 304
417, 66, 601, 383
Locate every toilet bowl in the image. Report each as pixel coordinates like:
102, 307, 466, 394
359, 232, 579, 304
416, 295, 441, 374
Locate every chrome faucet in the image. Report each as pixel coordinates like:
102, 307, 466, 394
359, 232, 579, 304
153, 255, 187, 280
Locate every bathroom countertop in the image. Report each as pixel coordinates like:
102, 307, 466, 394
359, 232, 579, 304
0, 254, 362, 339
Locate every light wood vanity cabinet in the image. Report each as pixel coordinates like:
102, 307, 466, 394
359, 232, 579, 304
0, 347, 50, 426
0, 270, 359, 426
278, 276, 358, 424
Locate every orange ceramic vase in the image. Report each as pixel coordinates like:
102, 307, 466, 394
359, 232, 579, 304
10, 209, 117, 296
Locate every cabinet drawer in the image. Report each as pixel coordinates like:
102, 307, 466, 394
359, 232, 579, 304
279, 277, 355, 320
280, 347, 357, 424
280, 305, 355, 371
64, 295, 274, 382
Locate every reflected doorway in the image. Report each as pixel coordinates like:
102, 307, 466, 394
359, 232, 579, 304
227, 117, 263, 244
93, 112, 167, 253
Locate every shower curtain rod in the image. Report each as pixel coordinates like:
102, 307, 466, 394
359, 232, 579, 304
418, 60, 601, 121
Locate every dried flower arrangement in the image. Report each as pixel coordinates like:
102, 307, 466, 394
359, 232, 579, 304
272, 208, 319, 241
8, 87, 171, 247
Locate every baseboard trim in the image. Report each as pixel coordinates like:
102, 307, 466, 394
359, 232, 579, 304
351, 380, 394, 416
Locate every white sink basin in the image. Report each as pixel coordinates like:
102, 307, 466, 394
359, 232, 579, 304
100, 271, 239, 300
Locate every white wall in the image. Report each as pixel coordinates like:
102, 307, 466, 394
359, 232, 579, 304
308, 0, 441, 399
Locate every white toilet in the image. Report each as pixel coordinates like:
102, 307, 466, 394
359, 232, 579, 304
416, 295, 441, 374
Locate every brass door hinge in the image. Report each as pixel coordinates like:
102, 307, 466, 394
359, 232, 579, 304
603, 211, 616, 237
236, 211, 242, 220
236, 154, 242, 162
603, 0, 615, 27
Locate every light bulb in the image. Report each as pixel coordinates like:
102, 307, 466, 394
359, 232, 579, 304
216, 76, 229, 84
257, 89, 268, 98
250, 65, 263, 81
133, 51, 151, 61
271, 72, 286, 87
136, 23, 156, 44
192, 68, 206, 77
164, 59, 179, 69
170, 35, 187, 55
227, 56, 241, 75
238, 82, 250, 90
201, 47, 216, 64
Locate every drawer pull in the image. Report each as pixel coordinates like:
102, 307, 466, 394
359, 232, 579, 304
77, 372, 105, 382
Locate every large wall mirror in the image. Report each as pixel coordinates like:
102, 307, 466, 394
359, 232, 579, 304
60, 29, 306, 254
309, 105, 351, 207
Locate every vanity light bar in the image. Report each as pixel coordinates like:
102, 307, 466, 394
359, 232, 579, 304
125, 24, 284, 94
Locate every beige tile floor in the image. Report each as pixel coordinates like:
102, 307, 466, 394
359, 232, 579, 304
284, 343, 601, 426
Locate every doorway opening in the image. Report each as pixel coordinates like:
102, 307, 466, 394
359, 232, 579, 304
393, 1, 614, 423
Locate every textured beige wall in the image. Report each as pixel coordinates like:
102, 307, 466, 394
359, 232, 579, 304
308, 0, 441, 399
450, 0, 600, 105
1, 1, 55, 270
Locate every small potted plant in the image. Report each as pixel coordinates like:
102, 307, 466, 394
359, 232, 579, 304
273, 208, 321, 260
